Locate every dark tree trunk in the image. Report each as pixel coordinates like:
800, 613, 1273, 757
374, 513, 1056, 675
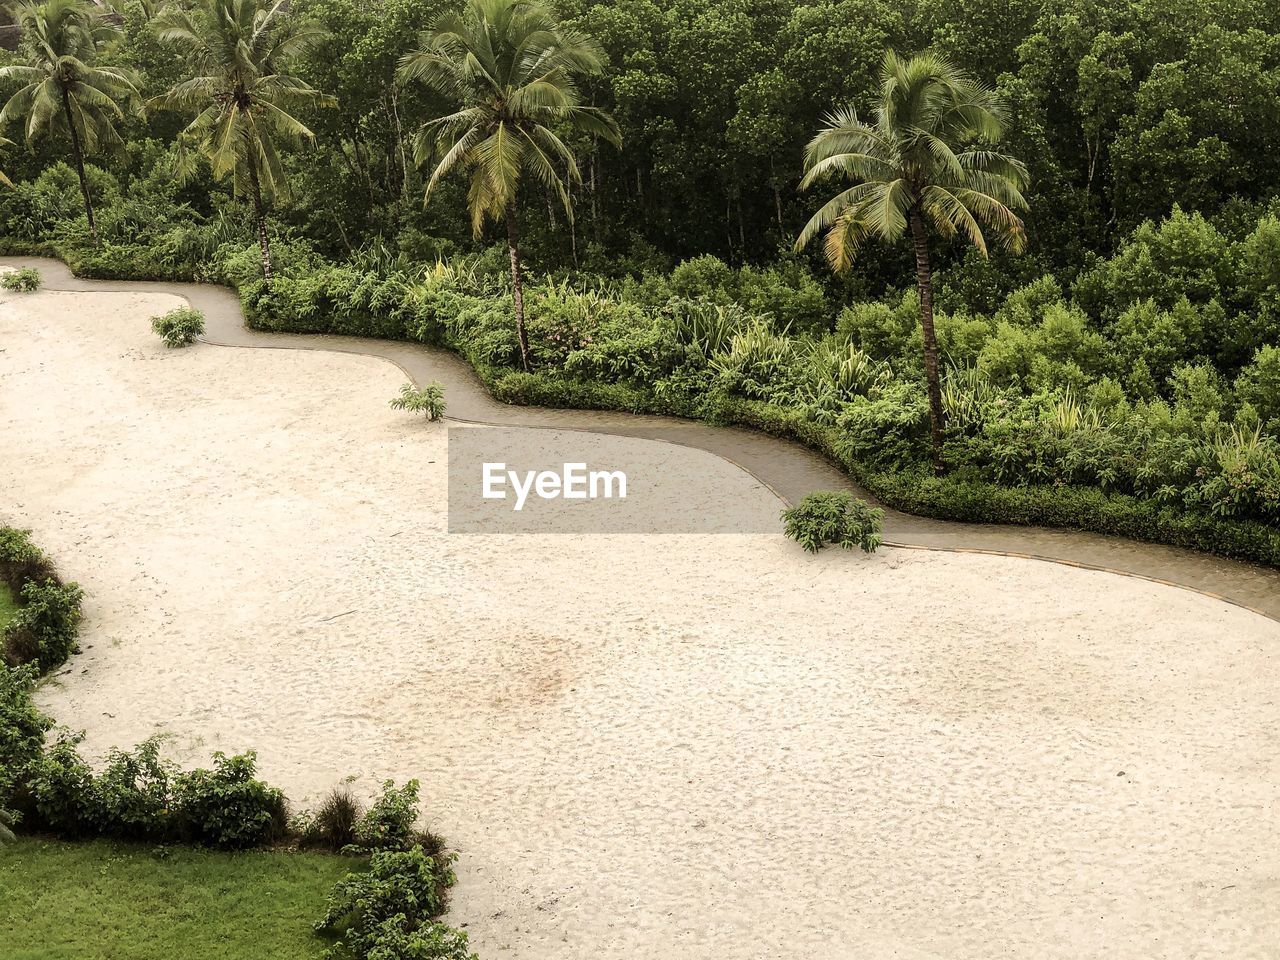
247, 156, 272, 286
505, 200, 532, 372
909, 209, 947, 475
62, 92, 98, 245
389, 86, 409, 198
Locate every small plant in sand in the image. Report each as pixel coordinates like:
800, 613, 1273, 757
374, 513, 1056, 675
296, 784, 363, 851
390, 382, 446, 422
782, 491, 884, 554
151, 307, 206, 348
0, 268, 41, 292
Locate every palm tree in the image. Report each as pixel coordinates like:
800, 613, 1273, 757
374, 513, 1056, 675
1, 136, 13, 187
796, 51, 1028, 474
399, 0, 620, 372
151, 0, 333, 284
0, 0, 138, 243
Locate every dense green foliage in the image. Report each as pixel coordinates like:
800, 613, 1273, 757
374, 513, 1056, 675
0, 264, 40, 289
0, 662, 52, 812
782, 491, 884, 553
24, 735, 289, 847
314, 845, 472, 960
2, 0, 1279, 563
150, 304, 205, 346
3, 578, 84, 671
0, 527, 83, 674
0, 0, 139, 242
0, 838, 353, 960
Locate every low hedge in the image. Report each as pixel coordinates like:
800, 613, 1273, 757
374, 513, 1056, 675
721, 397, 1280, 567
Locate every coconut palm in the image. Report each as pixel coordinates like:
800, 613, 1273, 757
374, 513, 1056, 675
797, 51, 1028, 474
151, 0, 333, 284
0, 0, 138, 242
399, 0, 620, 372
1, 136, 13, 187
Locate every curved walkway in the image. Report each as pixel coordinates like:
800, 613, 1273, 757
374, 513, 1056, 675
8, 255, 1280, 622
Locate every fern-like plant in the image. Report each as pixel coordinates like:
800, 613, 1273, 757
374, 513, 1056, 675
1, 267, 42, 292
782, 491, 884, 554
150, 306, 205, 347
390, 382, 446, 422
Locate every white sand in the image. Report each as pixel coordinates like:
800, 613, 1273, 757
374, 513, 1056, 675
3, 286, 1279, 959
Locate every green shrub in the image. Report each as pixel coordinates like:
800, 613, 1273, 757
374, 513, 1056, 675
95, 738, 176, 840
315, 846, 462, 959
151, 306, 206, 347
27, 734, 99, 836
1237, 345, 1280, 430
0, 528, 56, 589
0, 662, 52, 807
389, 383, 446, 422
782, 492, 884, 553
349, 779, 431, 854
350, 916, 477, 960
3, 579, 85, 673
172, 751, 289, 849
0, 267, 41, 292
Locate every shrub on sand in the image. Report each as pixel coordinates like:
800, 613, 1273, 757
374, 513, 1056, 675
151, 306, 206, 347
782, 491, 884, 554
0, 268, 41, 292
390, 383, 447, 421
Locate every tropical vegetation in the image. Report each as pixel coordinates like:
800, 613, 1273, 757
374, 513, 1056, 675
782, 491, 884, 554
1, 0, 1279, 565
151, 304, 205, 345
0, 0, 138, 243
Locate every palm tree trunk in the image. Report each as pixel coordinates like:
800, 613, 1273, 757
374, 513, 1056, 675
505, 200, 532, 372
909, 209, 946, 475
61, 92, 98, 246
247, 156, 273, 286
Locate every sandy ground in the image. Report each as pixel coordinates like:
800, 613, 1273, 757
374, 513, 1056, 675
2, 286, 1279, 959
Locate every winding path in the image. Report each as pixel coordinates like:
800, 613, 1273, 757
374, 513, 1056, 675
8, 254, 1279, 622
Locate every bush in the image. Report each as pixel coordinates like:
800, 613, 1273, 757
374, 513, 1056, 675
0, 662, 52, 807
151, 306, 206, 347
3, 579, 85, 673
352, 916, 476, 960
0, 528, 56, 590
0, 527, 83, 675
389, 383, 446, 422
172, 751, 289, 849
26, 734, 100, 835
782, 492, 884, 553
349, 779, 433, 854
0, 267, 41, 292
315, 846, 464, 960
95, 737, 176, 840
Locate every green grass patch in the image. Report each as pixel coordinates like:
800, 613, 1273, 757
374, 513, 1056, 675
0, 582, 16, 631
0, 838, 353, 959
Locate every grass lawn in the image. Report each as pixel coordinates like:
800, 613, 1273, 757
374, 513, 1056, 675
0, 581, 17, 631
0, 838, 354, 960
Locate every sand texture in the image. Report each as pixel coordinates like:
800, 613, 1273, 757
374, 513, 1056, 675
2, 286, 1278, 959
